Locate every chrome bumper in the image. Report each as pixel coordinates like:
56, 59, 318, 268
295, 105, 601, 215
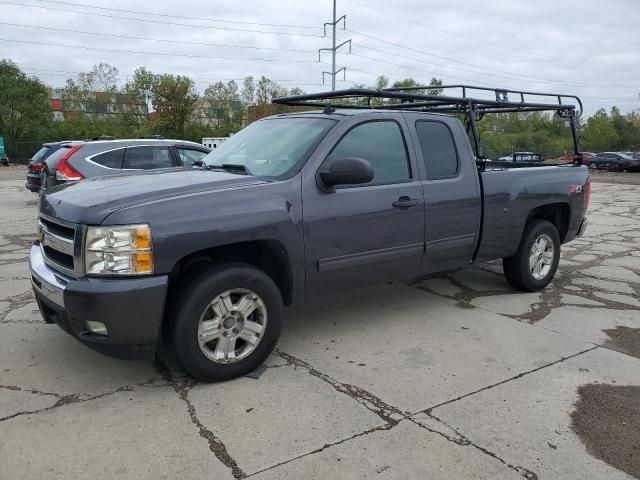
29, 244, 68, 308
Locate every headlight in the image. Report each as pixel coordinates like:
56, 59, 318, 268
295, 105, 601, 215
85, 224, 153, 275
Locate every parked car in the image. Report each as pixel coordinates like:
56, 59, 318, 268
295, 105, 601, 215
588, 152, 634, 171
557, 152, 596, 165
26, 141, 78, 192
30, 89, 590, 382
0, 154, 9, 166
498, 152, 543, 163
622, 152, 640, 172
40, 139, 210, 191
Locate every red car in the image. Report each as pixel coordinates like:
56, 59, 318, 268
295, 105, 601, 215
557, 152, 595, 165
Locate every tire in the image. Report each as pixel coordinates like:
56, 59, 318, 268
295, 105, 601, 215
169, 263, 282, 382
588, 162, 598, 170
503, 219, 561, 292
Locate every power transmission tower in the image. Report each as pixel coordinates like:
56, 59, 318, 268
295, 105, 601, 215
318, 0, 351, 90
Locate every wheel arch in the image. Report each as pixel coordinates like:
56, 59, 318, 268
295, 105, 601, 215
525, 202, 571, 242
167, 239, 294, 306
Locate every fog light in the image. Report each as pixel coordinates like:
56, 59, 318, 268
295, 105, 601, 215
87, 321, 108, 336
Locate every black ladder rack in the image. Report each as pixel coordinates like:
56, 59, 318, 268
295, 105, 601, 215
272, 85, 583, 167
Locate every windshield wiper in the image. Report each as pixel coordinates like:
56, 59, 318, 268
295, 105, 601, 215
206, 163, 253, 176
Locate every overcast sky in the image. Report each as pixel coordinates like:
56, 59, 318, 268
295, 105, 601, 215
1, 0, 639, 115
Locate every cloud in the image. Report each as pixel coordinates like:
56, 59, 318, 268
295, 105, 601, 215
1, 0, 638, 114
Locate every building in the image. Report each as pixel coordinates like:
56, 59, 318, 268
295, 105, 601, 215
50, 88, 148, 121
202, 137, 229, 149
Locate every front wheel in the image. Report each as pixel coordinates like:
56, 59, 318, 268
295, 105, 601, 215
503, 219, 561, 292
169, 264, 283, 382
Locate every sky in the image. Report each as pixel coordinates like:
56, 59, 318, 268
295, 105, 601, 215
1, 0, 639, 116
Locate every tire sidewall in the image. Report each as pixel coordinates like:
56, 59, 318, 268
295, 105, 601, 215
518, 221, 561, 290
172, 264, 282, 382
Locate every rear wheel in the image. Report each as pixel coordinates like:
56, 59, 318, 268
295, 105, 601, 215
503, 219, 561, 292
588, 162, 598, 169
169, 264, 282, 382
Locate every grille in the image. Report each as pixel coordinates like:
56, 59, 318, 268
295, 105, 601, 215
38, 215, 81, 276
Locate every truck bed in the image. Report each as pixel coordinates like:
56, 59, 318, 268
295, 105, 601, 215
475, 164, 589, 262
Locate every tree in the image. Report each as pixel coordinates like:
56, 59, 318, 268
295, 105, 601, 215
151, 74, 198, 137
124, 67, 156, 112
582, 109, 620, 152
241, 76, 255, 106
80, 63, 119, 93
0, 59, 51, 161
426, 77, 443, 95
204, 80, 241, 129
62, 63, 120, 114
373, 75, 389, 90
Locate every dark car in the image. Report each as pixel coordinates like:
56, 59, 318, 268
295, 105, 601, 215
40, 139, 210, 191
29, 86, 590, 382
588, 152, 633, 171
26, 142, 76, 192
622, 152, 640, 172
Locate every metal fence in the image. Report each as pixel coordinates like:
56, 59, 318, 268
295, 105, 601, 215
4, 141, 44, 165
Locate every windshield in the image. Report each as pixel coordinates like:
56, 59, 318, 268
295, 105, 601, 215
203, 117, 336, 179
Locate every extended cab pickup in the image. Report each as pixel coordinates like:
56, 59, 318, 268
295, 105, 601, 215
29, 87, 590, 381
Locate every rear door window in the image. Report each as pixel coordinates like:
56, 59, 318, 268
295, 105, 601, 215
90, 149, 125, 169
414, 121, 459, 180
123, 146, 174, 170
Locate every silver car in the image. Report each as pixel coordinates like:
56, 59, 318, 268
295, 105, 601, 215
40, 139, 210, 190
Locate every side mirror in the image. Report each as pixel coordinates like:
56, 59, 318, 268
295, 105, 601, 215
317, 157, 374, 193
193, 160, 204, 168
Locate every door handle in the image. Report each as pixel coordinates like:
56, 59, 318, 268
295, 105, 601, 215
392, 196, 418, 209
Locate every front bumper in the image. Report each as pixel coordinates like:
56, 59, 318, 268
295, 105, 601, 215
29, 244, 169, 359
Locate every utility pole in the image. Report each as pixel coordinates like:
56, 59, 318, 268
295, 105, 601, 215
318, 0, 351, 90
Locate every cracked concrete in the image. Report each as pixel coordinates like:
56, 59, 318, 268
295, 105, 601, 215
1, 174, 640, 479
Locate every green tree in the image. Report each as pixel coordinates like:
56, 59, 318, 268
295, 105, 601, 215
80, 63, 119, 93
63, 63, 120, 114
204, 80, 241, 129
151, 74, 198, 137
0, 59, 51, 161
582, 109, 620, 152
124, 67, 156, 112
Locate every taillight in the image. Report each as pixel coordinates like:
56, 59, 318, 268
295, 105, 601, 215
32, 162, 42, 173
584, 176, 591, 210
55, 145, 84, 182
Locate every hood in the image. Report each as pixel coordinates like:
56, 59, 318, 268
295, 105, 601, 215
39, 169, 267, 225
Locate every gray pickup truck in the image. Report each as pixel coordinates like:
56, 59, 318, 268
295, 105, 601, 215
30, 86, 590, 381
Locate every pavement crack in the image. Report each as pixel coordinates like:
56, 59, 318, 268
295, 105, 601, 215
245, 423, 395, 478
275, 350, 540, 478
0, 385, 133, 422
154, 359, 247, 480
425, 346, 599, 413
276, 349, 404, 425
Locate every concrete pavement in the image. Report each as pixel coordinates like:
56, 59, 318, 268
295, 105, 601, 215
1, 168, 639, 479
